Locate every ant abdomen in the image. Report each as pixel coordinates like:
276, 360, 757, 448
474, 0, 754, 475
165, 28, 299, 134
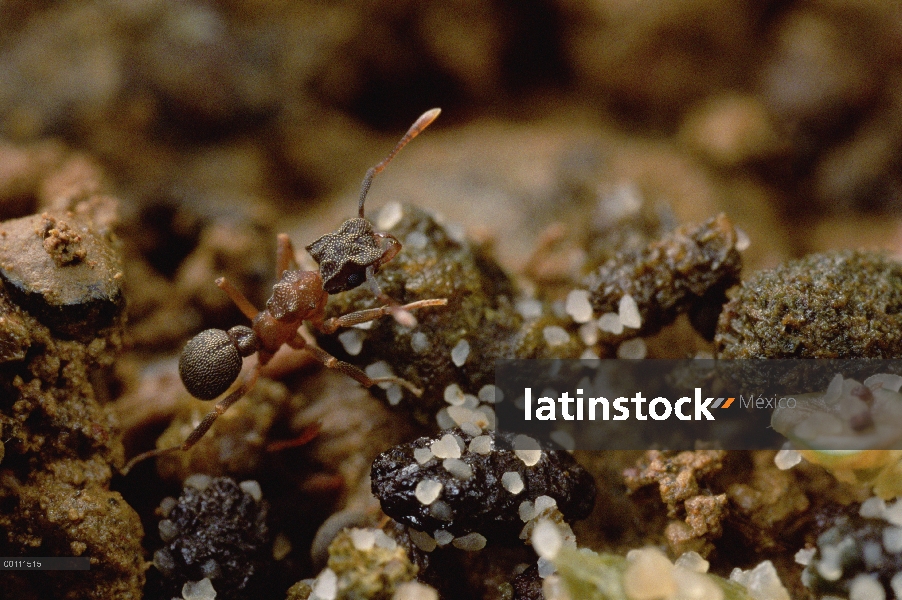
178, 326, 258, 400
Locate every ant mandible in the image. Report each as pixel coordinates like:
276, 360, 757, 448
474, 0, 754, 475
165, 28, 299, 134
122, 109, 446, 474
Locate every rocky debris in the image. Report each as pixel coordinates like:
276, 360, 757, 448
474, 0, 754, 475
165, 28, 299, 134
0, 212, 123, 340
0, 199, 143, 599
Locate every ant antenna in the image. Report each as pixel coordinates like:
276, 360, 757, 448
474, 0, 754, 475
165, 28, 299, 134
357, 108, 441, 218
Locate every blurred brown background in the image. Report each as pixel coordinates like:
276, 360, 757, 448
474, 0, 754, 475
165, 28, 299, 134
1, 0, 901, 347
3, 3, 902, 598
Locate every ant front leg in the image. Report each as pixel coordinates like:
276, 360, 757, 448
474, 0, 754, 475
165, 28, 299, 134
288, 333, 423, 396
364, 266, 421, 328
363, 234, 416, 327
316, 296, 448, 334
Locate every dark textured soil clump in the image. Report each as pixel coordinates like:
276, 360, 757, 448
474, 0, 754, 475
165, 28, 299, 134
371, 428, 596, 540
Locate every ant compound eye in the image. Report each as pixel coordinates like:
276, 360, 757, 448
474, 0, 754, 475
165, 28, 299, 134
323, 263, 368, 293
178, 329, 242, 400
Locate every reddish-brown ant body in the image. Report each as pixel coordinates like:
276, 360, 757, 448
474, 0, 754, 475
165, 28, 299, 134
122, 109, 446, 474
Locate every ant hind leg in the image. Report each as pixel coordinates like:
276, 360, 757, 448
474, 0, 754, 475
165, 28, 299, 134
120, 369, 260, 475
179, 368, 259, 450
216, 276, 259, 321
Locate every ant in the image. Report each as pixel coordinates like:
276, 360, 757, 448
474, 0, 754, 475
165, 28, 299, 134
122, 109, 446, 474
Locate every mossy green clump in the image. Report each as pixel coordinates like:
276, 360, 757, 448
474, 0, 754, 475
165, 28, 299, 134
289, 528, 419, 600
326, 528, 418, 600
717, 251, 902, 359
552, 547, 760, 600
285, 579, 314, 600
510, 315, 585, 360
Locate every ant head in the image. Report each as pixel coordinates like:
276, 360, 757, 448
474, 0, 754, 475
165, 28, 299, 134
305, 217, 387, 294
305, 109, 440, 295
179, 326, 258, 399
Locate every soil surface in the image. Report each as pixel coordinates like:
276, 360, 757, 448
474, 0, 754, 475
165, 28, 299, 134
1, 2, 901, 599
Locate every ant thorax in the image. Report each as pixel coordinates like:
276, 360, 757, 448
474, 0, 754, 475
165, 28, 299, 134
266, 270, 328, 321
